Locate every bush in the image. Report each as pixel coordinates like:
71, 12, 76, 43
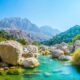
0, 37, 7, 42
72, 48, 80, 65
17, 39, 28, 45
72, 34, 80, 43
0, 30, 16, 41
32, 41, 41, 46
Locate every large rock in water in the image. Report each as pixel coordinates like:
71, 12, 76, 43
51, 49, 64, 58
0, 40, 23, 65
50, 42, 71, 54
55, 42, 71, 54
58, 55, 72, 61
22, 57, 39, 68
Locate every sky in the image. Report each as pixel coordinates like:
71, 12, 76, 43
0, 0, 80, 31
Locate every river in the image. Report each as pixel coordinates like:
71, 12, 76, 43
0, 55, 80, 80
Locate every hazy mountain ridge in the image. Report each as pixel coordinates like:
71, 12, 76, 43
0, 17, 60, 42
40, 26, 60, 37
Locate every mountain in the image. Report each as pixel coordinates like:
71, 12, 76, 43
40, 26, 60, 37
43, 25, 80, 45
0, 17, 59, 42
0, 17, 40, 32
3, 28, 51, 42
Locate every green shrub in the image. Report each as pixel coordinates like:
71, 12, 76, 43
17, 39, 28, 45
0, 30, 16, 41
0, 37, 7, 42
32, 41, 41, 46
72, 48, 80, 65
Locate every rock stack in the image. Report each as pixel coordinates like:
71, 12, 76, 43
0, 40, 39, 68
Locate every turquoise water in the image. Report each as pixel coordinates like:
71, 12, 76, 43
0, 55, 80, 80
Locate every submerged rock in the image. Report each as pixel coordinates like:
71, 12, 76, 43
0, 40, 23, 65
0, 62, 9, 68
61, 71, 70, 75
52, 69, 62, 73
44, 72, 51, 77
59, 55, 72, 61
22, 57, 39, 68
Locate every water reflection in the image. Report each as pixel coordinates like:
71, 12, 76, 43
72, 65, 80, 73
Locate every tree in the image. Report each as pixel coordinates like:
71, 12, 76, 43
72, 34, 80, 42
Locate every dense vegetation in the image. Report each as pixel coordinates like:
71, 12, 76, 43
0, 30, 28, 45
42, 25, 80, 45
72, 48, 80, 65
72, 34, 80, 43
0, 30, 15, 41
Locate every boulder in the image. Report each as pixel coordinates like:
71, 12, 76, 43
58, 55, 72, 61
23, 45, 39, 58
0, 40, 23, 65
52, 42, 71, 54
51, 49, 64, 58
69, 45, 74, 53
39, 45, 50, 55
39, 45, 49, 51
59, 42, 71, 54
74, 40, 80, 50
49, 46, 57, 52
22, 57, 39, 68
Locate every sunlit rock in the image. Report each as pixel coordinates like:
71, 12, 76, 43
22, 57, 39, 68
0, 40, 23, 65
23, 45, 39, 58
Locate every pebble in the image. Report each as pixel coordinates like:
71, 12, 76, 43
61, 71, 70, 75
